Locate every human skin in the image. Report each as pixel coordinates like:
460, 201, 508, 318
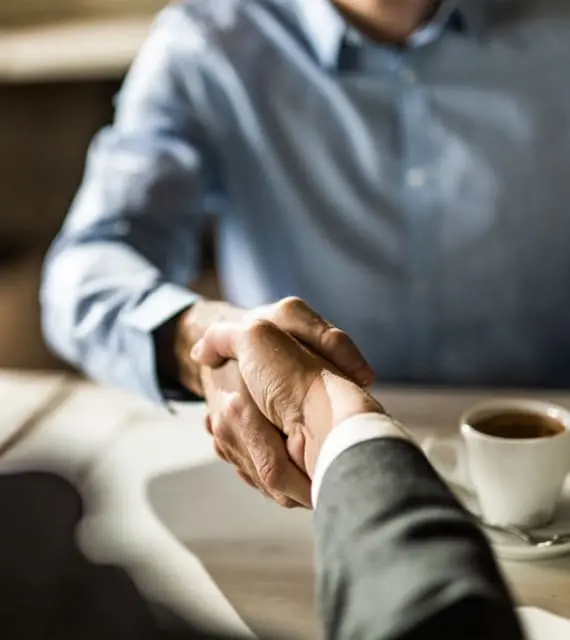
332, 0, 438, 43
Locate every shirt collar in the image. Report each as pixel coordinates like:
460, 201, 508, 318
293, 0, 517, 68
293, 0, 346, 68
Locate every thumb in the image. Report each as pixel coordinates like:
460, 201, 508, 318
194, 320, 321, 429
190, 322, 242, 367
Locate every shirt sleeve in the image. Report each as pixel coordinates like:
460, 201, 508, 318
311, 412, 413, 506
41, 6, 213, 403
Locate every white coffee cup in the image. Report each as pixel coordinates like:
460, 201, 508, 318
424, 400, 570, 528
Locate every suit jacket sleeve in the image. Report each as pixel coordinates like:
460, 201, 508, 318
313, 438, 525, 640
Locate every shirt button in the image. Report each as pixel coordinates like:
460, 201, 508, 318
399, 68, 417, 84
406, 168, 427, 189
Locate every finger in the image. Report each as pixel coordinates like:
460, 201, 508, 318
245, 421, 312, 508
190, 322, 242, 368
209, 413, 240, 465
221, 390, 311, 507
211, 416, 268, 500
268, 297, 374, 386
240, 319, 333, 430
205, 414, 214, 435
236, 468, 257, 490
217, 442, 260, 489
228, 454, 270, 498
223, 451, 269, 497
213, 441, 228, 462
214, 410, 272, 499
286, 427, 307, 473
274, 495, 306, 510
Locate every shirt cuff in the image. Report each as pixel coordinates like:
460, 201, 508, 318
311, 413, 413, 507
122, 282, 199, 403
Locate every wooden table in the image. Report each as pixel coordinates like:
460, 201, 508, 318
2, 371, 570, 636
0, 17, 151, 83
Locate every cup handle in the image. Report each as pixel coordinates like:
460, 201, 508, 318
422, 437, 472, 490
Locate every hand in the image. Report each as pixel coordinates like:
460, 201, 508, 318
170, 301, 246, 396
172, 297, 374, 396
201, 361, 312, 508
192, 319, 384, 478
176, 297, 374, 508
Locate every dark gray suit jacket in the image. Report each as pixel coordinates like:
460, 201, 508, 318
314, 438, 524, 639
0, 439, 524, 639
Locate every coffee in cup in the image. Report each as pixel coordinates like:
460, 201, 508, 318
424, 400, 570, 528
469, 410, 565, 440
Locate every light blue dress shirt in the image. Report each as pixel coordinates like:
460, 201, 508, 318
42, 0, 570, 401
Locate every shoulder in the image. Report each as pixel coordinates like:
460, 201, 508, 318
171, 0, 262, 29
147, 0, 296, 67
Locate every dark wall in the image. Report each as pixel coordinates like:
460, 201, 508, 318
0, 78, 219, 370
0, 80, 118, 369
0, 80, 118, 261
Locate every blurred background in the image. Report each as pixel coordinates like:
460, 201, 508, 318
0, 0, 219, 372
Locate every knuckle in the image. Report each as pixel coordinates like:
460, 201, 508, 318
243, 318, 275, 343
202, 322, 218, 342
223, 393, 254, 428
321, 326, 349, 350
209, 412, 232, 441
276, 296, 305, 317
209, 412, 223, 435
221, 446, 240, 468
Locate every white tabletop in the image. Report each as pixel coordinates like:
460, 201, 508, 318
2, 371, 570, 636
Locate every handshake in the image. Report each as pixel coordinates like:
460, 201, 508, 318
175, 297, 383, 509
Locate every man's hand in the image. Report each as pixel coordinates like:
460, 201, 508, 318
172, 297, 374, 395
192, 319, 384, 479
166, 296, 374, 507
171, 301, 246, 396
201, 362, 312, 508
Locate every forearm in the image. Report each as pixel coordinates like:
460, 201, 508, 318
41, 5, 225, 402
314, 437, 523, 640
41, 227, 246, 402
41, 240, 198, 402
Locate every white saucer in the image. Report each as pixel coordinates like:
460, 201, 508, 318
519, 606, 570, 640
424, 441, 570, 561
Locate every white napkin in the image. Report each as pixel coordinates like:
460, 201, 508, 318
518, 607, 570, 639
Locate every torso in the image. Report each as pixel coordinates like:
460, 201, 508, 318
186, 0, 570, 386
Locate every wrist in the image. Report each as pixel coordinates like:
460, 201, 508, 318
302, 371, 384, 473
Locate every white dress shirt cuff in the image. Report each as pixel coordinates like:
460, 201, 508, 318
311, 413, 413, 507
